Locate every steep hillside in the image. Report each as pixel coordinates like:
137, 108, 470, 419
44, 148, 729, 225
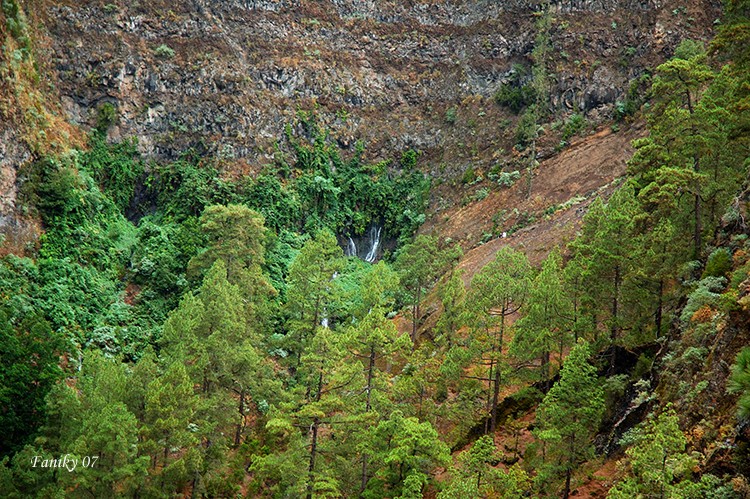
2, 0, 717, 175
3, 1, 749, 498
428, 122, 644, 270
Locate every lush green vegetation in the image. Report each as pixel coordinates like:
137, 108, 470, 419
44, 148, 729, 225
2, 1, 750, 497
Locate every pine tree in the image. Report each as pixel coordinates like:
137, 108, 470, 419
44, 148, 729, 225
628, 219, 682, 339
0, 312, 64, 456
49, 350, 149, 498
466, 246, 531, 433
187, 203, 267, 281
535, 341, 604, 499
143, 362, 198, 467
512, 248, 572, 388
367, 410, 450, 497
159, 257, 273, 495
464, 435, 499, 491
710, 0, 750, 140
438, 435, 530, 499
569, 184, 639, 349
629, 41, 718, 260
728, 347, 750, 421
344, 262, 412, 492
435, 268, 466, 348
394, 234, 462, 342
284, 230, 345, 369
608, 406, 695, 499
187, 203, 277, 330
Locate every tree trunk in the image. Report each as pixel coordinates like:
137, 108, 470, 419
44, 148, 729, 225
306, 419, 319, 499
490, 357, 502, 433
562, 436, 575, 499
490, 310, 505, 433
562, 467, 571, 499
412, 284, 422, 344
610, 265, 621, 343
485, 354, 493, 435
234, 389, 245, 447
694, 187, 702, 260
526, 138, 536, 199
572, 290, 580, 343
307, 365, 324, 499
655, 279, 663, 337
361, 346, 376, 492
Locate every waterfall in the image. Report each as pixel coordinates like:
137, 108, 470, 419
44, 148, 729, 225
364, 226, 382, 263
343, 224, 383, 262
346, 237, 357, 258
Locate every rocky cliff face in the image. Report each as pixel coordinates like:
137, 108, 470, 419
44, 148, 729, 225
38, 0, 719, 159
1, 0, 720, 243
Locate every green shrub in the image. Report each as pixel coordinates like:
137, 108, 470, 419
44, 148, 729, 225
495, 170, 521, 187
514, 108, 538, 149
82, 135, 143, 213
445, 107, 457, 124
702, 247, 732, 278
614, 74, 651, 121
473, 188, 489, 202
561, 113, 585, 142
495, 83, 536, 114
730, 261, 750, 289
680, 277, 726, 323
461, 166, 477, 185
150, 156, 233, 219
494, 64, 536, 114
95, 102, 117, 133
633, 353, 653, 379
153, 44, 175, 58
2, 0, 31, 53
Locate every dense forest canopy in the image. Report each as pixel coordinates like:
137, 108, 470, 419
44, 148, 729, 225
1, 0, 750, 498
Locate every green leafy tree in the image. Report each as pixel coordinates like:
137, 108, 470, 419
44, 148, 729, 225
728, 347, 750, 422
284, 230, 345, 369
569, 185, 639, 349
512, 248, 572, 388
608, 407, 696, 499
395, 235, 461, 342
366, 410, 450, 497
535, 341, 604, 499
466, 247, 531, 433
0, 312, 64, 456
435, 268, 466, 348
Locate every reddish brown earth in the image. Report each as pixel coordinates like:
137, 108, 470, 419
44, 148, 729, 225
419, 121, 645, 498
426, 121, 644, 280
570, 458, 619, 498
